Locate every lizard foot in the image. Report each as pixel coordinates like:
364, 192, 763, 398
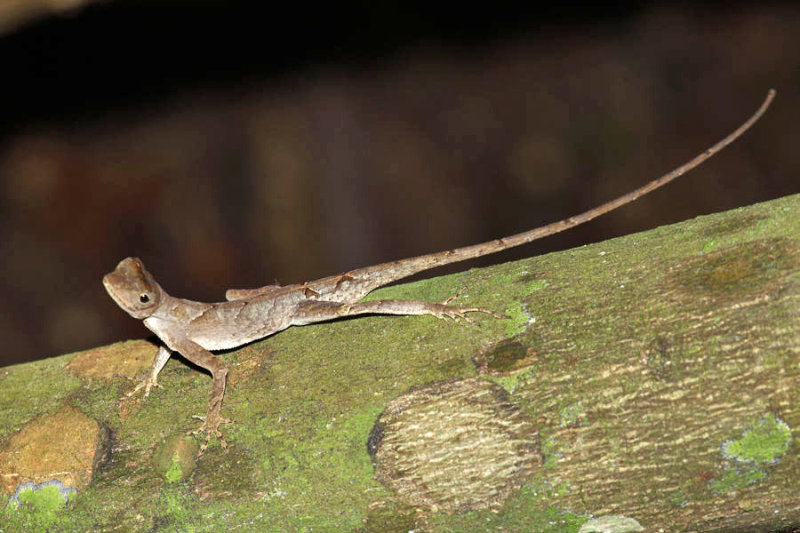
436, 287, 507, 324
430, 304, 505, 325
441, 286, 470, 306
120, 376, 163, 401
190, 414, 232, 453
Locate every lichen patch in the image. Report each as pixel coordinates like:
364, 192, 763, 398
368, 378, 540, 511
722, 414, 792, 465
710, 414, 792, 494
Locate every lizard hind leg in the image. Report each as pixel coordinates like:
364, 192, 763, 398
170, 338, 233, 452
191, 412, 232, 453
191, 365, 232, 453
292, 291, 505, 327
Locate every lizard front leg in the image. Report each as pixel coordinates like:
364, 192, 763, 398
167, 337, 231, 451
124, 345, 171, 399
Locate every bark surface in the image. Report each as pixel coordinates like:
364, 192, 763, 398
1, 193, 798, 532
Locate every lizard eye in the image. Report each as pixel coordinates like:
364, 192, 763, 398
139, 293, 150, 304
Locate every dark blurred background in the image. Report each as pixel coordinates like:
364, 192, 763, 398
0, 1, 797, 366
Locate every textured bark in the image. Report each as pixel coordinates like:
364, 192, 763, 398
1, 193, 798, 532
499, 193, 800, 532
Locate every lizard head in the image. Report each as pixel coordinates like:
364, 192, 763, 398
103, 257, 164, 319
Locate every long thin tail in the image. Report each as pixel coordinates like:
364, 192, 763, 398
315, 90, 775, 297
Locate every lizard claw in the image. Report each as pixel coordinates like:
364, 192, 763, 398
435, 287, 506, 324
190, 414, 232, 453
121, 376, 163, 401
435, 305, 502, 324
441, 286, 468, 306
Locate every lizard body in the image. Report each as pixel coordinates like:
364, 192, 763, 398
103, 90, 774, 450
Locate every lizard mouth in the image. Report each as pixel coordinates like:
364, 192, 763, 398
102, 273, 127, 309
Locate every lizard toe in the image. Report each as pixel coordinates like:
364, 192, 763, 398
441, 286, 467, 306
190, 413, 232, 452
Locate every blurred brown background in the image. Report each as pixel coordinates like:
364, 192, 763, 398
0, 1, 797, 366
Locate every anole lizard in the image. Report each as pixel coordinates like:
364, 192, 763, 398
104, 90, 774, 450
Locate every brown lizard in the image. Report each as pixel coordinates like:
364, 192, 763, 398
103, 90, 774, 450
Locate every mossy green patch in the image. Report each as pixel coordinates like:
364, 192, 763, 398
4, 483, 71, 532
203, 398, 385, 528
14, 483, 66, 510
485, 367, 535, 394
153, 435, 199, 484
710, 414, 792, 495
153, 485, 198, 532
499, 272, 547, 336
360, 504, 418, 532
709, 468, 767, 494
114, 360, 210, 450
193, 442, 278, 503
701, 240, 718, 254
504, 300, 532, 335
164, 454, 183, 484
361, 271, 462, 303
0, 357, 81, 440
69, 382, 124, 429
722, 414, 792, 465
